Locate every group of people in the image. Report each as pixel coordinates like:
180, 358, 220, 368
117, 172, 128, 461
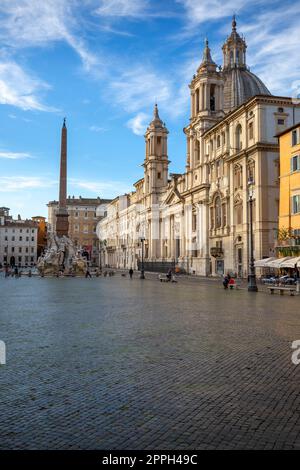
223, 273, 236, 290
85, 269, 115, 278
3, 266, 32, 278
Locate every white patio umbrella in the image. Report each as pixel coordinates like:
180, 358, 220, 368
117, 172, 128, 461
267, 257, 295, 268
254, 257, 276, 268
280, 257, 300, 268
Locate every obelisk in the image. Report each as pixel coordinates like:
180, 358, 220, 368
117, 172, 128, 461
55, 118, 69, 237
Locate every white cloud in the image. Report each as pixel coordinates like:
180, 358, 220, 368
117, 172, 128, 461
94, 0, 149, 18
127, 112, 149, 135
70, 178, 131, 197
109, 66, 172, 113
238, 4, 300, 95
0, 176, 56, 192
177, 0, 250, 24
0, 60, 58, 111
89, 125, 107, 133
0, 151, 33, 160
0, 0, 98, 72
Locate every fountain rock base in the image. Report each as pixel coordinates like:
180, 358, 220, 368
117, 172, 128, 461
37, 233, 87, 277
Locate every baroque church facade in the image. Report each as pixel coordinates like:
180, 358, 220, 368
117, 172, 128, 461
98, 18, 300, 277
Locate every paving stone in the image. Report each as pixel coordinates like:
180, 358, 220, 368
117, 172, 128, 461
0, 276, 300, 449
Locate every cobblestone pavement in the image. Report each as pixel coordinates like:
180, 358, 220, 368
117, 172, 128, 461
1, 274, 300, 450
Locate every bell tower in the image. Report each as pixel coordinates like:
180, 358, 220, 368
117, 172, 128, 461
222, 16, 247, 71
185, 39, 224, 171
144, 104, 169, 196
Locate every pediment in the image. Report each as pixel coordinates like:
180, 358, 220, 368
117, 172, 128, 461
163, 189, 181, 206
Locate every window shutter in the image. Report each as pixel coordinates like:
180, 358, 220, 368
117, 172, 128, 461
291, 157, 294, 172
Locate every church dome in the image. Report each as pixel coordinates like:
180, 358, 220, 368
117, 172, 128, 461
221, 16, 271, 113
223, 67, 271, 113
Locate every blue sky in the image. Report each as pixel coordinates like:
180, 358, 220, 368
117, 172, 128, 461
0, 0, 300, 218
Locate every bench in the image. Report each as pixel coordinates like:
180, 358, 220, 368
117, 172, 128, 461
267, 286, 296, 296
158, 274, 170, 282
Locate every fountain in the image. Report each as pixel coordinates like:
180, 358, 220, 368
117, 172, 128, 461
37, 119, 87, 276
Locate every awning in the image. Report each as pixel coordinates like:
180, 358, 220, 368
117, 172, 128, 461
254, 257, 276, 268
280, 256, 300, 268
267, 257, 295, 268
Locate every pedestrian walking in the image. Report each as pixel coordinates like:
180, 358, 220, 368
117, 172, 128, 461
223, 274, 229, 289
129, 268, 133, 279
85, 269, 92, 278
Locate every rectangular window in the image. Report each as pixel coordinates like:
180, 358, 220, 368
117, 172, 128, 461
292, 195, 300, 214
291, 155, 300, 172
157, 172, 161, 179
249, 122, 254, 140
222, 203, 227, 227
210, 207, 214, 230
292, 130, 298, 146
278, 119, 285, 125
192, 213, 197, 232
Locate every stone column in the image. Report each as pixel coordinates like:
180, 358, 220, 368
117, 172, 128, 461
56, 118, 69, 237
189, 134, 194, 169
199, 83, 203, 111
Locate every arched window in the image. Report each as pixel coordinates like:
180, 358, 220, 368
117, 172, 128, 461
215, 196, 222, 229
235, 124, 242, 151
230, 51, 234, 67
217, 135, 221, 148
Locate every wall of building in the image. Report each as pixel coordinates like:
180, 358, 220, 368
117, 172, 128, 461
279, 125, 300, 232
0, 223, 38, 267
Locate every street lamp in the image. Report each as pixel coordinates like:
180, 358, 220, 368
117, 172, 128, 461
140, 236, 145, 279
248, 178, 258, 292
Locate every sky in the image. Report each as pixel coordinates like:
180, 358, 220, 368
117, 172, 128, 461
0, 0, 300, 219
